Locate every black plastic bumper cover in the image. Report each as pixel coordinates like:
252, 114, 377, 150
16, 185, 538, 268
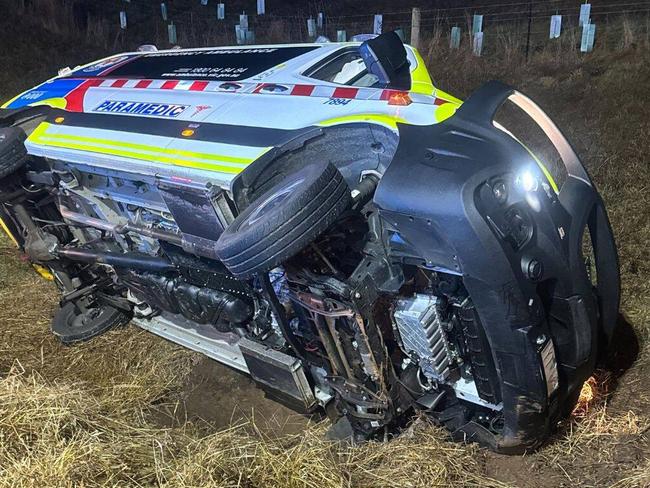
374, 81, 620, 452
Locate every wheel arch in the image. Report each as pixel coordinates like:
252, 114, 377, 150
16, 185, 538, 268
230, 121, 399, 210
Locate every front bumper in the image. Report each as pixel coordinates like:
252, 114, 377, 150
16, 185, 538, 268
374, 81, 620, 452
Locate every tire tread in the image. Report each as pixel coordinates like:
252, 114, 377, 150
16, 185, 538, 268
215, 162, 350, 278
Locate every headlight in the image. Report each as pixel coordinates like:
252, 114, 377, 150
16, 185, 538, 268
516, 169, 539, 193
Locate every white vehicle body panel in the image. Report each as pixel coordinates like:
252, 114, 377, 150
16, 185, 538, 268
6, 42, 462, 186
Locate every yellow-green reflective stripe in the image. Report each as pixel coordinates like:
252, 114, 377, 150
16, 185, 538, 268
434, 103, 458, 122
37, 135, 250, 169
0, 216, 19, 247
27, 122, 49, 140
317, 113, 406, 129
30, 136, 248, 174
31, 97, 68, 109
27, 122, 272, 174
31, 123, 253, 165
410, 49, 435, 96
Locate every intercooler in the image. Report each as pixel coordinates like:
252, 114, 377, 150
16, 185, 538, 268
238, 337, 317, 412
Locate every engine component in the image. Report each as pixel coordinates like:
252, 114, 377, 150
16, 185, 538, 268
13, 203, 58, 261
58, 248, 176, 272
60, 206, 184, 247
239, 337, 316, 412
215, 161, 351, 278
393, 294, 451, 382
120, 270, 253, 327
259, 272, 306, 359
162, 242, 253, 299
457, 302, 501, 405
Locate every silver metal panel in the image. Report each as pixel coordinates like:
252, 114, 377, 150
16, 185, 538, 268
132, 315, 249, 372
393, 293, 451, 381
239, 337, 302, 371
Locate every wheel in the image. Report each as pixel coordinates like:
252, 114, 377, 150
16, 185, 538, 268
215, 162, 351, 278
51, 299, 131, 345
0, 127, 28, 179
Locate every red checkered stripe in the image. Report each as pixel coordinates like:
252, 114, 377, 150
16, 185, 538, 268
92, 78, 441, 105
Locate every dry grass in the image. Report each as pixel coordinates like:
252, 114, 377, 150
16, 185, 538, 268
0, 370, 177, 487
0, 363, 509, 488
545, 407, 649, 463
0, 287, 507, 487
161, 418, 510, 488
611, 460, 650, 488
3, 240, 646, 487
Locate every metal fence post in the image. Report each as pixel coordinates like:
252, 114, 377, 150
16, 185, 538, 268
410, 8, 421, 48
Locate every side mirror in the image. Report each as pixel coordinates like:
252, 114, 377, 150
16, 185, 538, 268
359, 31, 410, 91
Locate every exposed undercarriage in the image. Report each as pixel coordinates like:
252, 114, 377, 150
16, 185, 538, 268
0, 82, 620, 453
4, 158, 503, 442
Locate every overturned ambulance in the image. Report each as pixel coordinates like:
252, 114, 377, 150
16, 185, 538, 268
0, 32, 620, 453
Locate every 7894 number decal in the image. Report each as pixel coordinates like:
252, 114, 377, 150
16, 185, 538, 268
324, 98, 352, 106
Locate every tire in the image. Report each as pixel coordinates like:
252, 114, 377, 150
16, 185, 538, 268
51, 300, 131, 345
215, 162, 351, 278
0, 127, 28, 179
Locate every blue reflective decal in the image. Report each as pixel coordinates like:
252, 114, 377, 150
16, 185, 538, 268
5, 78, 86, 109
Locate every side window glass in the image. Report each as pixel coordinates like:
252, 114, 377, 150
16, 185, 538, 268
306, 50, 379, 87
332, 58, 366, 83
351, 72, 380, 87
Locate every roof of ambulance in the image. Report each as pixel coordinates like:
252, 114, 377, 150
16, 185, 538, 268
116, 42, 355, 60
68, 43, 368, 83
71, 42, 417, 84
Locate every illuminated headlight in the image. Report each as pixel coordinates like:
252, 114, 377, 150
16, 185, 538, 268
516, 169, 539, 193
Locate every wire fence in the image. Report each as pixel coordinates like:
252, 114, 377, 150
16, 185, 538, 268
14, 0, 650, 58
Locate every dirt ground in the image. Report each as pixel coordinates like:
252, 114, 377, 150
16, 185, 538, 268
164, 356, 310, 436
1, 20, 649, 488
